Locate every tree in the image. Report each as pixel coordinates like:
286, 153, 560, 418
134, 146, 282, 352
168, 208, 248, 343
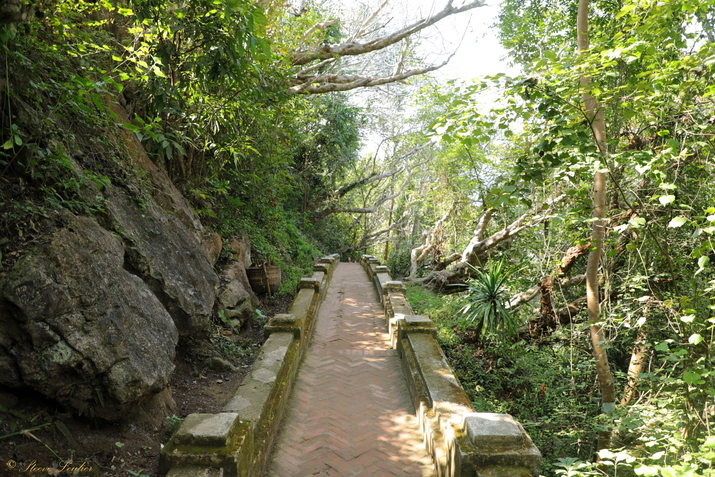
286, 0, 486, 94
577, 0, 617, 447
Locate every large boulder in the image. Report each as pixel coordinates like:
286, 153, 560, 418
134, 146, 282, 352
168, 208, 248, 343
217, 261, 259, 329
216, 236, 258, 330
104, 186, 218, 335
0, 215, 178, 421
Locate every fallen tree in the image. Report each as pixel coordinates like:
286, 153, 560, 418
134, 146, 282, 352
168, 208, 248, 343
409, 194, 566, 293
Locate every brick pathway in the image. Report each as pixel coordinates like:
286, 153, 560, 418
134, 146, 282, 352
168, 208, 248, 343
265, 263, 435, 476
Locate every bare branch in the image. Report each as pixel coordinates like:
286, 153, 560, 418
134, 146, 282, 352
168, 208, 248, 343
474, 208, 494, 242
363, 220, 408, 242
295, 58, 339, 76
311, 144, 428, 207
350, 0, 390, 42
462, 194, 567, 266
508, 274, 586, 310
290, 0, 484, 66
289, 59, 451, 94
410, 205, 455, 278
310, 166, 416, 221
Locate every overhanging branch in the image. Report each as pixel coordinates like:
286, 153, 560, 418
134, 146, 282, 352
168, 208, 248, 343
289, 0, 484, 66
289, 60, 450, 94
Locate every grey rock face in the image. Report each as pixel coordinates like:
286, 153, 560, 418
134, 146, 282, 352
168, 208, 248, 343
217, 261, 259, 329
105, 186, 218, 335
0, 216, 179, 420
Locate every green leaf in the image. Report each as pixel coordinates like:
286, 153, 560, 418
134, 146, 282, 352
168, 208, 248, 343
2, 139, 13, 149
658, 195, 675, 205
688, 334, 703, 345
697, 255, 710, 273
634, 465, 659, 476
654, 342, 669, 351
629, 217, 647, 227
616, 3, 638, 18
683, 371, 702, 384
668, 216, 687, 228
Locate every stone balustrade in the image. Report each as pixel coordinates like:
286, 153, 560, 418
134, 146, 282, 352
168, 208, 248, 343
159, 255, 340, 477
361, 255, 541, 477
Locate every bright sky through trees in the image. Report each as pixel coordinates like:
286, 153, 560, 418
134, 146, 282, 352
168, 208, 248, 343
418, 0, 519, 80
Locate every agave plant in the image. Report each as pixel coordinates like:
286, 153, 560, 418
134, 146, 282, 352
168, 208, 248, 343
459, 261, 518, 339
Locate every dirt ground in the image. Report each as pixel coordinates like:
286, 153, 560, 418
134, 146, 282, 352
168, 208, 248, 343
0, 296, 291, 477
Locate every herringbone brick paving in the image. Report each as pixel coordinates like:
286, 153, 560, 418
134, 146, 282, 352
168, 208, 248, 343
265, 263, 435, 476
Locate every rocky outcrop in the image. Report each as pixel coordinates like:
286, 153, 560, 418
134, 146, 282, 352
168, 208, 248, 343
105, 186, 218, 335
111, 103, 206, 243
0, 0, 39, 24
202, 232, 223, 267
217, 261, 259, 329
0, 215, 179, 421
214, 236, 259, 329
0, 61, 260, 421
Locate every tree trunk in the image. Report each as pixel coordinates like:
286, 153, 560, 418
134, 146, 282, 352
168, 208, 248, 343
578, 0, 617, 449
413, 195, 565, 292
621, 327, 649, 405
409, 207, 453, 278
383, 198, 394, 261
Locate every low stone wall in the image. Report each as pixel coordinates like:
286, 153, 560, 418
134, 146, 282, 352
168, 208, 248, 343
159, 255, 340, 477
361, 255, 541, 477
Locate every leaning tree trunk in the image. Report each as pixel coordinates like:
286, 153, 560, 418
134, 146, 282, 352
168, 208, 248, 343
621, 325, 649, 405
409, 206, 453, 278
578, 0, 617, 447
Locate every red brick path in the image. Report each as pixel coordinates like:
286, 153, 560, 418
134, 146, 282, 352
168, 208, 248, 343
265, 263, 435, 476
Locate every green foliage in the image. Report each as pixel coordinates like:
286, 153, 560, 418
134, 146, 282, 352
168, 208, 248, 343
1, 7, 132, 237
411, 1, 715, 475
289, 93, 363, 212
407, 284, 606, 474
214, 332, 259, 362
459, 262, 519, 338
164, 415, 184, 436
208, 195, 323, 296
387, 244, 413, 279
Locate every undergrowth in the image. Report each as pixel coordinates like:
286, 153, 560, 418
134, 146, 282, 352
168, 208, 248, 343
406, 284, 603, 474
405, 284, 715, 477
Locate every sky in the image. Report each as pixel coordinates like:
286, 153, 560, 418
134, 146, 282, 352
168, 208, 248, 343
414, 0, 519, 81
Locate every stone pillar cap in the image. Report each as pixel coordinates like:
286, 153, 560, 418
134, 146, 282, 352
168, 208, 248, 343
174, 413, 240, 447
299, 277, 320, 291
384, 281, 405, 292
268, 314, 297, 325
463, 413, 525, 448
404, 315, 434, 327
